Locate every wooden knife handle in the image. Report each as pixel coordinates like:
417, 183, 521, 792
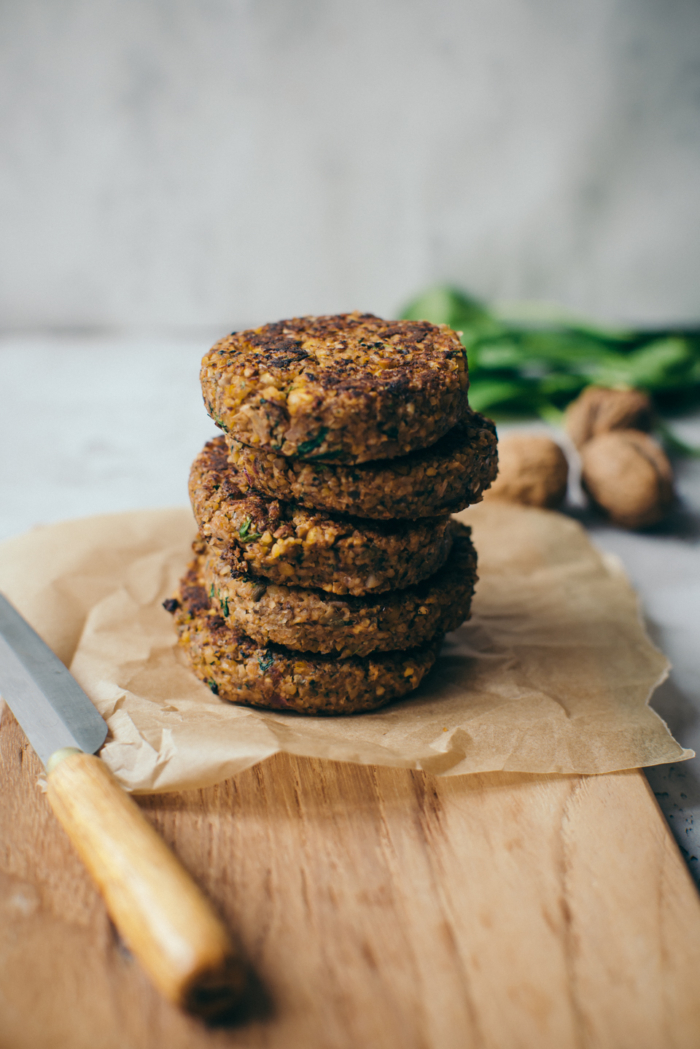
46, 750, 245, 1018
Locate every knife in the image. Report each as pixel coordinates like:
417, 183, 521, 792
0, 591, 245, 1019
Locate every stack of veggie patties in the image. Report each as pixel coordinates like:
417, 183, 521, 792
167, 313, 498, 715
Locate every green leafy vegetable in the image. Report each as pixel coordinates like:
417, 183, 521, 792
258, 650, 275, 673
296, 428, 328, 457
401, 287, 700, 447
238, 517, 262, 542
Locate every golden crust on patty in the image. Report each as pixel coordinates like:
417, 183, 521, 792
201, 313, 469, 464
197, 523, 477, 657
190, 437, 454, 596
226, 410, 498, 519
168, 561, 441, 714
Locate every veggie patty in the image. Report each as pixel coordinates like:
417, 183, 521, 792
201, 312, 469, 464
168, 560, 442, 715
225, 409, 497, 519
190, 437, 454, 596
197, 522, 477, 657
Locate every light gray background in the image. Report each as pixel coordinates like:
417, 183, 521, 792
2, 0, 700, 331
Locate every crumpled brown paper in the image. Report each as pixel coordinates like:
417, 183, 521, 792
0, 503, 690, 792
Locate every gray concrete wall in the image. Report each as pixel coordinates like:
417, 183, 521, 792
1, 0, 699, 330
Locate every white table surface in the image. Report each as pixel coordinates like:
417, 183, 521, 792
2, 333, 699, 880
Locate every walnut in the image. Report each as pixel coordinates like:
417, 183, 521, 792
483, 434, 568, 509
565, 386, 653, 449
580, 430, 674, 529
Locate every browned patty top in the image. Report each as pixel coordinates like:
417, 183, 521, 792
201, 312, 469, 463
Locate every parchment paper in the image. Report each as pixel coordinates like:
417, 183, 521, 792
0, 503, 690, 792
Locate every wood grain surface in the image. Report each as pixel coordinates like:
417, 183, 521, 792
46, 751, 244, 1016
2, 705, 700, 1049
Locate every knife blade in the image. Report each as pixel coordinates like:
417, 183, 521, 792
0, 593, 108, 765
0, 590, 245, 1019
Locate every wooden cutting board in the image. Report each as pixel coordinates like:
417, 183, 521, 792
1, 707, 700, 1049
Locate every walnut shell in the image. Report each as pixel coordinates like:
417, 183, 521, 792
580, 430, 674, 529
483, 434, 568, 509
566, 386, 653, 449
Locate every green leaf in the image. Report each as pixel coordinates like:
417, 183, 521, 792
467, 378, 539, 413
513, 329, 612, 367
475, 341, 526, 370
537, 404, 566, 425
589, 338, 695, 390
238, 517, 262, 543
538, 373, 588, 397
258, 650, 275, 673
398, 285, 700, 444
210, 411, 228, 432
401, 286, 489, 328
296, 428, 329, 457
493, 300, 637, 344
